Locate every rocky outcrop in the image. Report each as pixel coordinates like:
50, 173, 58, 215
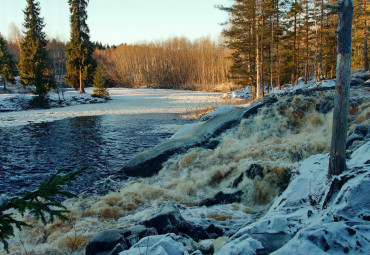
215, 142, 370, 255
120, 97, 278, 178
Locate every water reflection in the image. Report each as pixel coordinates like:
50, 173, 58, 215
0, 113, 192, 197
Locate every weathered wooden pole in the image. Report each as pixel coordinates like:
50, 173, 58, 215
328, 0, 353, 177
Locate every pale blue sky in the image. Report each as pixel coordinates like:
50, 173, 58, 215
0, 0, 231, 45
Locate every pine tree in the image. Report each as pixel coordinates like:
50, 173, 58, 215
92, 67, 109, 98
65, 0, 96, 93
18, 0, 51, 100
0, 33, 15, 90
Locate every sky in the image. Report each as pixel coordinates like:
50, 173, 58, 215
0, 0, 232, 45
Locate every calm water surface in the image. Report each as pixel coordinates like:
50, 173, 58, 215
0, 113, 194, 197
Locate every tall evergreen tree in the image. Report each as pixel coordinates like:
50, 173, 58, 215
0, 33, 15, 90
65, 0, 96, 93
18, 0, 51, 99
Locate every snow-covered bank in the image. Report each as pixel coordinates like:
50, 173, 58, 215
217, 142, 370, 255
0, 87, 223, 128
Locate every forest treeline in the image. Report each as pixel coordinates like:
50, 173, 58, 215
2, 0, 369, 95
219, 0, 368, 99
94, 37, 232, 91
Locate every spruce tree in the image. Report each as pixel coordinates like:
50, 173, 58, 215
0, 33, 15, 90
18, 0, 51, 101
92, 67, 109, 98
65, 0, 96, 93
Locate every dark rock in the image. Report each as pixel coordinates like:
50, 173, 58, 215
141, 204, 192, 235
346, 125, 369, 149
229, 164, 264, 188
206, 224, 223, 239
120, 108, 246, 178
198, 190, 243, 207
202, 139, 220, 150
228, 172, 244, 188
86, 229, 128, 255
363, 79, 370, 87
245, 164, 264, 179
243, 97, 278, 119
350, 78, 365, 87
198, 240, 214, 255
109, 243, 128, 255
128, 225, 158, 240
120, 147, 188, 177
189, 226, 210, 241
315, 97, 334, 114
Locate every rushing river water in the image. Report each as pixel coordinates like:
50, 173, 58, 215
0, 113, 194, 197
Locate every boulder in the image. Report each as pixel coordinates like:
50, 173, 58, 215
198, 240, 214, 255
85, 226, 157, 255
85, 229, 128, 255
119, 233, 189, 255
198, 190, 243, 207
346, 124, 369, 149
141, 204, 192, 235
120, 107, 246, 178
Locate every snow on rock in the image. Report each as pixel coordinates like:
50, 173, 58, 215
200, 105, 236, 122
119, 234, 189, 255
216, 141, 370, 255
121, 106, 245, 177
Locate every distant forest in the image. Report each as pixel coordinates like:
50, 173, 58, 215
4, 0, 369, 93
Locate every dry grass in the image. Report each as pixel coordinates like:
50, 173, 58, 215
181, 97, 249, 119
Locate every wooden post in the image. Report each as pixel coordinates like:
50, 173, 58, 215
328, 0, 353, 177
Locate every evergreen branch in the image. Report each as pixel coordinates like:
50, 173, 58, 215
0, 167, 86, 252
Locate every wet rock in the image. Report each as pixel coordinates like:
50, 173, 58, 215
229, 172, 244, 188
346, 124, 369, 149
142, 204, 192, 235
86, 225, 157, 255
243, 97, 278, 119
120, 108, 246, 178
229, 164, 264, 188
245, 164, 264, 179
198, 190, 243, 207
206, 224, 224, 239
315, 97, 334, 114
189, 226, 210, 242
86, 229, 128, 255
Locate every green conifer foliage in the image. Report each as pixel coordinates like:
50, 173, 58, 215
65, 0, 96, 93
92, 67, 109, 98
0, 33, 15, 90
18, 0, 51, 99
0, 167, 86, 252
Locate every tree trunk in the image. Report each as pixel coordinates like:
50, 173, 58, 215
364, 0, 369, 71
79, 66, 84, 93
328, 0, 353, 177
